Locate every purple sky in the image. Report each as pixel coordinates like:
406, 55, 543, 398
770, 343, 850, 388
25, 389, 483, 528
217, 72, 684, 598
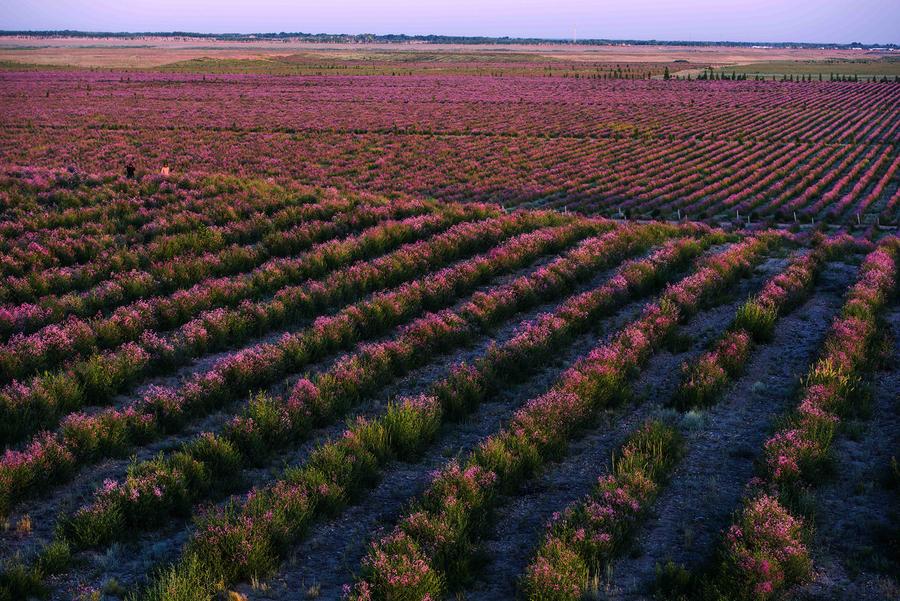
3, 0, 898, 44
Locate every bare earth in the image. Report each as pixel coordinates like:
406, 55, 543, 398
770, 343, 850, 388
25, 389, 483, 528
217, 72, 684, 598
0, 35, 894, 69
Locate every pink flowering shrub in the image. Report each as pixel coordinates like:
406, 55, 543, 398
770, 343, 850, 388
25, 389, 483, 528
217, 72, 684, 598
709, 239, 897, 601
0, 211, 563, 513
674, 329, 751, 410
522, 420, 682, 599
349, 234, 774, 598
763, 241, 897, 488
719, 495, 811, 600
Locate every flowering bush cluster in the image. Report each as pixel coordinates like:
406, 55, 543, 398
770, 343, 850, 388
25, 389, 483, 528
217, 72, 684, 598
127, 227, 715, 600
55, 222, 696, 550
522, 419, 683, 599
0, 193, 432, 338
3, 74, 898, 225
0, 204, 490, 443
719, 494, 812, 600
344, 234, 778, 600
763, 240, 898, 488
675, 235, 864, 410
521, 420, 682, 600
709, 238, 897, 600
674, 329, 753, 410
0, 211, 576, 516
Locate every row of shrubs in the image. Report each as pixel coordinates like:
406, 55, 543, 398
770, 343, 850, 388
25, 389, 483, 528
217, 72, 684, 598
58, 221, 694, 551
0, 173, 338, 295
0, 205, 498, 444
0, 219, 678, 598
521, 420, 684, 599
0, 211, 579, 516
128, 227, 718, 601
0, 203, 488, 385
674, 233, 867, 410
518, 233, 866, 599
654, 237, 897, 601
343, 232, 783, 600
0, 194, 433, 338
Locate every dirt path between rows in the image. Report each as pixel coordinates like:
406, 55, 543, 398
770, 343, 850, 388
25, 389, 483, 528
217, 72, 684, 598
241, 253, 787, 600
239, 284, 660, 599
36, 242, 644, 598
602, 261, 856, 601
788, 304, 900, 601
466, 255, 794, 600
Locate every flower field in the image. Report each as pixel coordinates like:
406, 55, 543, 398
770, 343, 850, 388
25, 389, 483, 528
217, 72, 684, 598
1, 71, 899, 227
0, 57, 899, 601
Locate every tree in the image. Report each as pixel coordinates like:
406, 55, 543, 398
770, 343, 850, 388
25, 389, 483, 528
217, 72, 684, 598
663, 66, 671, 80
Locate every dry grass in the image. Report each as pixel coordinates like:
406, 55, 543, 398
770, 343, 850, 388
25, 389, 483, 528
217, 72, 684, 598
0, 35, 894, 71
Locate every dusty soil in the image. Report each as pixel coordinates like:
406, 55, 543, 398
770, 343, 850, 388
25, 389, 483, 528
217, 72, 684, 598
465, 255, 795, 599
602, 261, 857, 600
232, 248, 680, 600
788, 305, 900, 601
223, 252, 784, 599
31, 235, 632, 597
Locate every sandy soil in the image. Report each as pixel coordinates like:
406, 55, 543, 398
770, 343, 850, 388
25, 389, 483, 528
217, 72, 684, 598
788, 305, 900, 601
603, 261, 856, 600
0, 35, 893, 69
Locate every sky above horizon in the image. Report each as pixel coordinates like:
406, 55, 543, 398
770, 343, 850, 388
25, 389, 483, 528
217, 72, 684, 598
3, 0, 899, 45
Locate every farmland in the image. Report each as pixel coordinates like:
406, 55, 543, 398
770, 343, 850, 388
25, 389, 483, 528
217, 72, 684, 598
1, 46, 899, 228
0, 38, 899, 601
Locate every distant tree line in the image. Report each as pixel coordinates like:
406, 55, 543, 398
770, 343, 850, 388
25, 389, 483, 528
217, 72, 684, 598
692, 67, 900, 83
0, 30, 897, 50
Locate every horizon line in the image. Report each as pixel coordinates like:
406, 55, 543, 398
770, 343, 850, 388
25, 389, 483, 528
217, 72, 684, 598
1, 29, 898, 49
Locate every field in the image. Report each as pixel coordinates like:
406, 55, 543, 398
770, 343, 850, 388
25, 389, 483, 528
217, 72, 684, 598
2, 72, 900, 228
711, 58, 900, 79
0, 39, 899, 601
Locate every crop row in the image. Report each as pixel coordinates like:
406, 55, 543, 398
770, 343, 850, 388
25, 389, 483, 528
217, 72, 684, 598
0, 174, 347, 289
31, 222, 700, 572
673, 234, 864, 410
338, 233, 782, 599
0, 211, 583, 515
122, 227, 722, 600
521, 419, 683, 599
4, 74, 897, 144
517, 235, 865, 599
0, 206, 505, 444
0, 224, 704, 596
0, 203, 484, 385
0, 192, 435, 338
3, 75, 898, 225
704, 238, 898, 600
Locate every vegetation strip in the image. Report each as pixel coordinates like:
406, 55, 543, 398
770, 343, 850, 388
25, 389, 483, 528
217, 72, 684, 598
113, 229, 717, 600
0, 193, 435, 339
0, 211, 574, 514
665, 238, 898, 601
0, 204, 492, 437
672, 234, 868, 411
335, 232, 783, 599
521, 419, 684, 599
516, 234, 865, 599
57, 220, 663, 550
0, 175, 352, 303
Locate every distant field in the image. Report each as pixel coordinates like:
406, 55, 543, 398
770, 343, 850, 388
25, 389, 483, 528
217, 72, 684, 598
154, 53, 677, 77
0, 35, 895, 71
712, 57, 900, 79
1, 71, 897, 227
